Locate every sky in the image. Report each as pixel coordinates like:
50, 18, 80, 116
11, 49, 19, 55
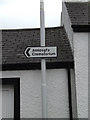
0, 0, 88, 29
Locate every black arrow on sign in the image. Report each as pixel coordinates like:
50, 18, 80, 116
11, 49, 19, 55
26, 48, 31, 57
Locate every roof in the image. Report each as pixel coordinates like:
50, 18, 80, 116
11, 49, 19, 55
65, 2, 90, 32
2, 27, 74, 70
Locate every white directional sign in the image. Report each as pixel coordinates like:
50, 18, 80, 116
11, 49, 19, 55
25, 47, 57, 58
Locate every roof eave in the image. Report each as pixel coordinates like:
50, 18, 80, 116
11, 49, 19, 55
71, 25, 90, 32
1, 62, 74, 71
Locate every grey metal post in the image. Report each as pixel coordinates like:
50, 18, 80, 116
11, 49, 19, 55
40, 0, 48, 118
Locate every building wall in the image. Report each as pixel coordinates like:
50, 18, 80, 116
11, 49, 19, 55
61, 2, 73, 51
0, 30, 2, 119
73, 33, 88, 118
0, 69, 70, 118
0, 79, 2, 119
70, 69, 77, 118
88, 32, 89, 119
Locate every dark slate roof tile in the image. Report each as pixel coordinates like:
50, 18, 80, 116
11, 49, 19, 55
65, 2, 89, 25
2, 27, 73, 65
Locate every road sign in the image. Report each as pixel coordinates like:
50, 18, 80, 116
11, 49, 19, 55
25, 47, 57, 58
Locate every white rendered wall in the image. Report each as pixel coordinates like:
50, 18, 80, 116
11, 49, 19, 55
73, 33, 88, 118
89, 33, 90, 120
1, 69, 69, 118
0, 82, 2, 119
62, 2, 73, 51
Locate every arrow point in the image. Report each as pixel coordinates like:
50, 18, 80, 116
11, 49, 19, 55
25, 47, 31, 57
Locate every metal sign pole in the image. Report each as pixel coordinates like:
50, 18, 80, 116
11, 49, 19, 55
40, 0, 48, 118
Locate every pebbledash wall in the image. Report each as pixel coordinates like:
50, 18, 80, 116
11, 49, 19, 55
62, 2, 89, 118
0, 69, 71, 118
73, 33, 88, 118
